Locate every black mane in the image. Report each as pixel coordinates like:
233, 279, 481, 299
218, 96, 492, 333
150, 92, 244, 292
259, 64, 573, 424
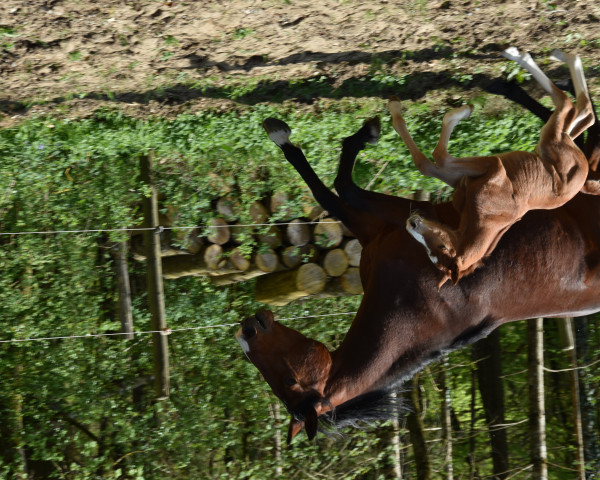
318, 387, 409, 433
317, 316, 498, 433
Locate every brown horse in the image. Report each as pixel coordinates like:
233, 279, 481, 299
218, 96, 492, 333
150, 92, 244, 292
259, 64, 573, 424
236, 58, 600, 445
390, 49, 596, 286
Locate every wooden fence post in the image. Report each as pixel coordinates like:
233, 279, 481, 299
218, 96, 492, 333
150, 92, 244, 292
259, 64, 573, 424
140, 151, 170, 400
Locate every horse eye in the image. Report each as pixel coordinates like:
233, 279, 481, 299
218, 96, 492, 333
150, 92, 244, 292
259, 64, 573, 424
438, 245, 447, 252
285, 377, 297, 387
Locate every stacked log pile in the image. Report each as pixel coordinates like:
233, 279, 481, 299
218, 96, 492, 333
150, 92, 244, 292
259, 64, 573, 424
131, 194, 364, 306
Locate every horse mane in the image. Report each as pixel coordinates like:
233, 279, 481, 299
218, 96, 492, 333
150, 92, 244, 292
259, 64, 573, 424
316, 315, 498, 434
318, 388, 409, 433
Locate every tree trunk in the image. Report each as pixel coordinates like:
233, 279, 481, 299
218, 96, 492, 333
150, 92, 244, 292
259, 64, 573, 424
390, 390, 403, 479
574, 316, 600, 475
472, 330, 509, 479
405, 374, 431, 480
527, 318, 548, 480
0, 364, 28, 479
558, 317, 585, 480
439, 357, 454, 480
113, 242, 134, 339
467, 365, 478, 479
268, 402, 283, 477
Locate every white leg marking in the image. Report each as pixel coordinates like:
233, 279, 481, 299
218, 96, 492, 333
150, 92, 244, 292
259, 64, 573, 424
550, 49, 589, 96
503, 47, 555, 95
268, 130, 291, 146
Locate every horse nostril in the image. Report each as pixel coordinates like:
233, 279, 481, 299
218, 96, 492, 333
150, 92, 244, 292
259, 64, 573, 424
242, 326, 257, 339
409, 219, 417, 229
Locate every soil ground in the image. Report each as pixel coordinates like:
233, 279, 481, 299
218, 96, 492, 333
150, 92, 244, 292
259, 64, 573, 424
1, 0, 600, 126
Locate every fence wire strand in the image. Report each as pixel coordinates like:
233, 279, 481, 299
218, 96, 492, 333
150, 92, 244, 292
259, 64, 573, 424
0, 312, 357, 345
0, 220, 339, 237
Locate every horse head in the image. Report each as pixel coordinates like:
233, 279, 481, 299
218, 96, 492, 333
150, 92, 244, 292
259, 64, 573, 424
236, 309, 333, 443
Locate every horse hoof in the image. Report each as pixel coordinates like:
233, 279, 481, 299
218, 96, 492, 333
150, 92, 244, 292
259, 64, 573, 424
363, 117, 381, 144
262, 118, 292, 146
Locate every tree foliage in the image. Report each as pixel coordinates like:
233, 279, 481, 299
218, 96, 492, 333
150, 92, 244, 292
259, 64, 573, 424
0, 107, 598, 478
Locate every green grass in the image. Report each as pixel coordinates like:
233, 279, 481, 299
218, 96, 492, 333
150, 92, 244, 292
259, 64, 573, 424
0, 103, 542, 243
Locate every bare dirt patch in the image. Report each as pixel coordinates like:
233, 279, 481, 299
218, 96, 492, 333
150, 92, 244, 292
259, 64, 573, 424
1, 0, 600, 125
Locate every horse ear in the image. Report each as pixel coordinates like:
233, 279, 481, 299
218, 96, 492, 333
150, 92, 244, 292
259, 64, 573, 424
287, 417, 303, 445
304, 407, 319, 441
256, 309, 273, 323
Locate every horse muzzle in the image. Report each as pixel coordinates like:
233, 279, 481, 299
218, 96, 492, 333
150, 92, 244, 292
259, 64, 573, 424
235, 310, 275, 354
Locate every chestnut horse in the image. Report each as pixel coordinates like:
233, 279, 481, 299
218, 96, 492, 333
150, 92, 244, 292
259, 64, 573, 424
390, 48, 596, 286
236, 54, 600, 444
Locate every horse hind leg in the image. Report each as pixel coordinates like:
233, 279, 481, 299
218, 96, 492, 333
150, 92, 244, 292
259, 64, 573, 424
502, 47, 568, 109
549, 49, 595, 140
431, 104, 474, 168
262, 118, 350, 224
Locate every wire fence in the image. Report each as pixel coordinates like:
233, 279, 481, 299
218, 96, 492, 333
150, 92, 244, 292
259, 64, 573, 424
0, 312, 357, 345
0, 219, 339, 237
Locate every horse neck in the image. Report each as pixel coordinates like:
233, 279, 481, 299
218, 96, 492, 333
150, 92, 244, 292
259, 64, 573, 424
323, 305, 455, 408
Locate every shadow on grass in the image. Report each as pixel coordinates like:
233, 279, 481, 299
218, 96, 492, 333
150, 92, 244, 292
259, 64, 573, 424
2, 45, 597, 114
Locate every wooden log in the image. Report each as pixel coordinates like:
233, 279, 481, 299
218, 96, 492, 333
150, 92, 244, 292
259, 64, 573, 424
270, 191, 293, 218
210, 268, 269, 286
206, 218, 230, 245
257, 225, 283, 249
162, 253, 210, 279
255, 248, 279, 272
286, 218, 312, 246
163, 252, 246, 279
343, 238, 362, 267
230, 222, 251, 245
281, 244, 319, 269
255, 263, 327, 306
304, 204, 324, 220
229, 247, 251, 272
249, 201, 269, 224
215, 195, 240, 221
281, 246, 302, 269
207, 172, 232, 196
204, 244, 226, 270
340, 267, 363, 295
186, 227, 204, 254
313, 218, 344, 249
322, 248, 349, 277
311, 276, 356, 299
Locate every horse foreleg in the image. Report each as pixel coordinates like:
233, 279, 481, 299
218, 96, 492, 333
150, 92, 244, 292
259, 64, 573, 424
390, 98, 495, 187
262, 118, 350, 224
